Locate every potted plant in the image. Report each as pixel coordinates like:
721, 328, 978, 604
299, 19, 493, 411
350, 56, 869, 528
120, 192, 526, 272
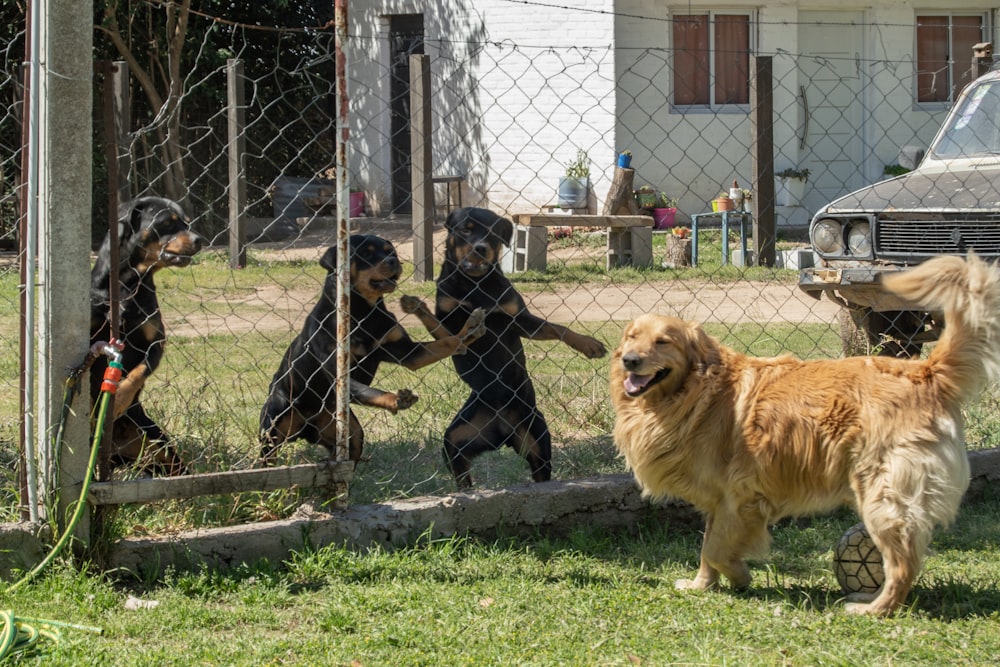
617, 150, 632, 169
740, 188, 753, 213
635, 186, 677, 229
558, 149, 590, 209
775, 167, 810, 206
711, 191, 735, 212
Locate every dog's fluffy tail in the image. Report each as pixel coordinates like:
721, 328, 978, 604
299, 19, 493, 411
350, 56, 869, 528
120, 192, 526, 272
882, 253, 1000, 400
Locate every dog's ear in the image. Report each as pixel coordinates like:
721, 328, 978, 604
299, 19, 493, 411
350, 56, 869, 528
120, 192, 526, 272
686, 322, 722, 372
444, 207, 467, 233
493, 215, 514, 247
319, 246, 338, 273
117, 199, 149, 245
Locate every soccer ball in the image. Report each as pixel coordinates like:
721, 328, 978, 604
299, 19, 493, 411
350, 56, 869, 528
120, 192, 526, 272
833, 523, 885, 595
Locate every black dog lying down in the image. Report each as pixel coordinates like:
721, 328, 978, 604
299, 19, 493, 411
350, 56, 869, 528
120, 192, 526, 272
259, 234, 485, 464
83, 196, 203, 475
405, 207, 607, 488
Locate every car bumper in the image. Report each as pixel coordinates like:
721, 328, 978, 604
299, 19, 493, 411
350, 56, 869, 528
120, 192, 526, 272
798, 265, 923, 311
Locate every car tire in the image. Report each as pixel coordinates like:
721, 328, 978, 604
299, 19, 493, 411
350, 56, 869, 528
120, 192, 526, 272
839, 306, 926, 358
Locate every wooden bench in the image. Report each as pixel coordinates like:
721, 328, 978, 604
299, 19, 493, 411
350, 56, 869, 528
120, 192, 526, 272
505, 214, 654, 272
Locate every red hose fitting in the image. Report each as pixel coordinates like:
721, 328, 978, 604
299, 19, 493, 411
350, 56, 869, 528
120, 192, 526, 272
101, 360, 124, 394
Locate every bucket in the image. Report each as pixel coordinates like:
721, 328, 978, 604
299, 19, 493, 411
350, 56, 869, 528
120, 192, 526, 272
558, 177, 588, 209
349, 191, 365, 217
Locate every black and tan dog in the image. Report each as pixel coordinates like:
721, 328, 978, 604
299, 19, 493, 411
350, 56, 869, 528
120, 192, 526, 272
405, 207, 607, 488
259, 234, 485, 464
80, 196, 203, 475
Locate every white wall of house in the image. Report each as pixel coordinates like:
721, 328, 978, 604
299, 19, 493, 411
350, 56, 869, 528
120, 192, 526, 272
348, 0, 618, 217
349, 1, 1000, 225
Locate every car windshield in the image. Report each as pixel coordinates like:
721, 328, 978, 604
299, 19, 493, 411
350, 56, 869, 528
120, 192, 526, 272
931, 79, 1000, 158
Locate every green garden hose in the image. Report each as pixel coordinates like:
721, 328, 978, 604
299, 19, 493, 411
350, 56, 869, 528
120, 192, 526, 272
0, 343, 121, 655
0, 609, 102, 659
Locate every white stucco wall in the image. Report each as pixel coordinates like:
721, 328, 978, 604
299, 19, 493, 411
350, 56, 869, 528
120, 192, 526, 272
348, 1, 1000, 222
347, 0, 618, 217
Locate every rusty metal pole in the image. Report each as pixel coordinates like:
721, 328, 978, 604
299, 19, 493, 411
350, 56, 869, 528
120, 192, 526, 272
333, 0, 352, 501
18, 1, 35, 521
100, 62, 121, 483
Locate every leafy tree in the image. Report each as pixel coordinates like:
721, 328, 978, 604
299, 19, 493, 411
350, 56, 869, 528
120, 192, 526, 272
92, 1, 332, 208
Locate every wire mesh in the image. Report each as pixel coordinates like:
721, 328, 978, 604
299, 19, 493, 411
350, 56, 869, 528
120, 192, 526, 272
1, 7, 999, 532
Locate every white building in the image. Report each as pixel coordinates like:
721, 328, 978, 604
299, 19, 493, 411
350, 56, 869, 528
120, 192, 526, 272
347, 2, 999, 226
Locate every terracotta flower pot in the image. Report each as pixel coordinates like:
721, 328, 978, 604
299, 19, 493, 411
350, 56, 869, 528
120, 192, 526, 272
711, 197, 734, 212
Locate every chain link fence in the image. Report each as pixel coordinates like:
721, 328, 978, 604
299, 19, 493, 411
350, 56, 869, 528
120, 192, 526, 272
2, 7, 999, 534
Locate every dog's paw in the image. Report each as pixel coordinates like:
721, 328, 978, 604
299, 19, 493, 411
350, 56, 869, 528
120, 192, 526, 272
575, 335, 608, 359
399, 295, 426, 314
462, 307, 487, 342
674, 577, 716, 591
394, 389, 419, 411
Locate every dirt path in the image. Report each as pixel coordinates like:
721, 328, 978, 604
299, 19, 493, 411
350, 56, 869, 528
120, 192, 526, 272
177, 225, 838, 337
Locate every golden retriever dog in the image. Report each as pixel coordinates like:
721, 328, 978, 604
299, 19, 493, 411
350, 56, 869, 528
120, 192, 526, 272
610, 254, 1000, 616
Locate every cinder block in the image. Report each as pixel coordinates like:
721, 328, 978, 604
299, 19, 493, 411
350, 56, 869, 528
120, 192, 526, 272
501, 224, 548, 273
607, 226, 653, 269
776, 248, 815, 270
731, 248, 754, 267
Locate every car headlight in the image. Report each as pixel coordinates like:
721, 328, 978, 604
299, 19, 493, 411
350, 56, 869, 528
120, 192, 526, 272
811, 218, 845, 255
846, 220, 872, 257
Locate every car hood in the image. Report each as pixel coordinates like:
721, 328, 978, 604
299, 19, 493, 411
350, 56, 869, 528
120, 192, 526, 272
824, 165, 1000, 213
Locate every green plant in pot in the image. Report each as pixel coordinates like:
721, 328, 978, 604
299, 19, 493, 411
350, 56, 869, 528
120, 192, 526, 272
635, 186, 675, 209
636, 186, 678, 229
775, 167, 810, 206
558, 149, 590, 209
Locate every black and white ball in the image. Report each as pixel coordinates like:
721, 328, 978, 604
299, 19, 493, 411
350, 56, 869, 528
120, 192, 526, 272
833, 523, 885, 595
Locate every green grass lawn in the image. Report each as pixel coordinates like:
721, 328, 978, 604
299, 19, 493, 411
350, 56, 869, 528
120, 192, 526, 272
6, 496, 1000, 665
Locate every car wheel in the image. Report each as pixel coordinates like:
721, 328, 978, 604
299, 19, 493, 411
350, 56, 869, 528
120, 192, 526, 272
839, 306, 927, 358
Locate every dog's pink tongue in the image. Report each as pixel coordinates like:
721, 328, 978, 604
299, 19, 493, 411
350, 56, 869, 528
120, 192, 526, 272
624, 373, 652, 394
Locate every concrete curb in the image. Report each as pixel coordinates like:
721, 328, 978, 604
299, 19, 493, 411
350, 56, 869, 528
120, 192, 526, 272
107, 474, 698, 578
105, 449, 1000, 579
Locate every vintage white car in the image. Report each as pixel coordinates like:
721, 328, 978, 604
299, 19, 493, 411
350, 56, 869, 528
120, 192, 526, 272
800, 67, 1000, 357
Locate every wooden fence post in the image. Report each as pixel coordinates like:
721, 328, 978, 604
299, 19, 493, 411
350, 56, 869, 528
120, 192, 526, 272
410, 55, 434, 282
110, 61, 131, 205
227, 59, 247, 269
750, 55, 776, 268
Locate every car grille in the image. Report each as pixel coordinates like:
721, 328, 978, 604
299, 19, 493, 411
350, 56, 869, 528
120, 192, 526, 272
875, 219, 1000, 261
